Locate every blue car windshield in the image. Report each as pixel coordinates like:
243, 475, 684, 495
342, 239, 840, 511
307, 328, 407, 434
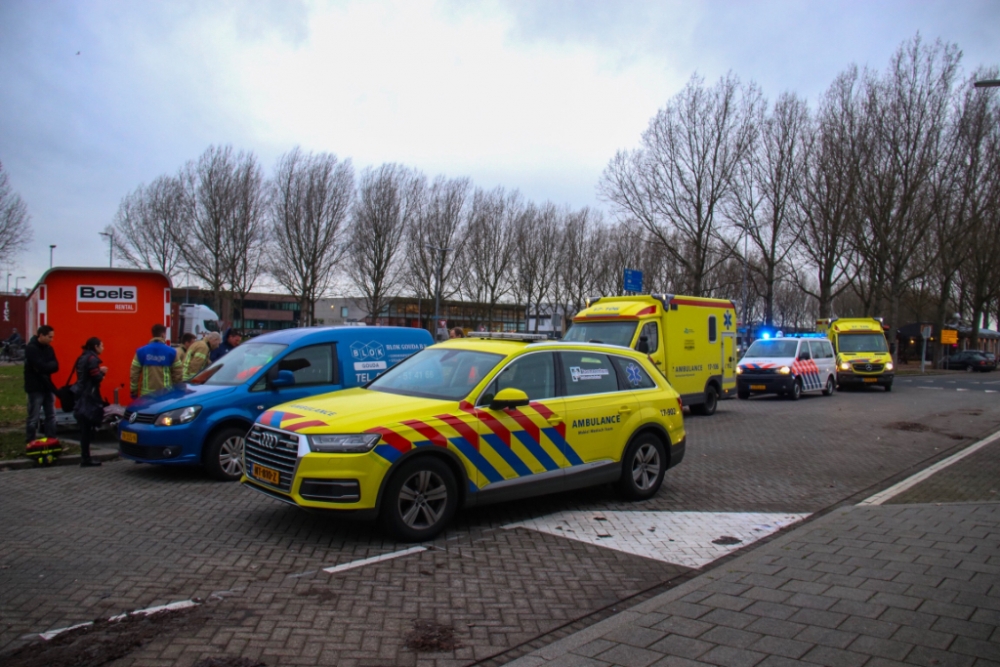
190, 343, 287, 386
368, 347, 505, 401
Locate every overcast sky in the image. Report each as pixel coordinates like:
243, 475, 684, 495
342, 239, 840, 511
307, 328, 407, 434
0, 0, 996, 291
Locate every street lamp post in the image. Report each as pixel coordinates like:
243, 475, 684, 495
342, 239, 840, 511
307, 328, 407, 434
15, 276, 25, 292
5, 273, 10, 293
425, 244, 453, 340
99, 232, 114, 267
49, 245, 56, 269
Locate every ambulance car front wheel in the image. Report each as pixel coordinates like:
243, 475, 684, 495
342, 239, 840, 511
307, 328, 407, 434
617, 433, 666, 500
205, 427, 246, 481
789, 379, 803, 401
381, 457, 458, 542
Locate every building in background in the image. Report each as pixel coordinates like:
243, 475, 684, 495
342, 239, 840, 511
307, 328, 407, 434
0, 292, 27, 341
315, 296, 526, 334
172, 288, 300, 336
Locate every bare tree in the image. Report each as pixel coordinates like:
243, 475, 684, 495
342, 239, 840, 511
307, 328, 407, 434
347, 164, 420, 323
459, 187, 520, 329
512, 202, 561, 332
268, 148, 354, 327
175, 145, 238, 315
954, 71, 1000, 348
797, 68, 861, 318
853, 35, 960, 348
110, 175, 185, 278
405, 176, 470, 329
600, 73, 761, 295
224, 152, 268, 328
0, 162, 32, 267
727, 92, 809, 325
554, 207, 602, 327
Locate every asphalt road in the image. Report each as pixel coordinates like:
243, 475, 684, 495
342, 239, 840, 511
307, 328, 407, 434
2, 379, 999, 667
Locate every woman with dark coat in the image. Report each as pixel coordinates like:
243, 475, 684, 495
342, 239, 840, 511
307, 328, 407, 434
73, 337, 108, 467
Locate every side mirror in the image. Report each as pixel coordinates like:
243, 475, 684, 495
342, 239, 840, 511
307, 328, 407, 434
636, 336, 650, 354
489, 387, 529, 411
269, 369, 296, 389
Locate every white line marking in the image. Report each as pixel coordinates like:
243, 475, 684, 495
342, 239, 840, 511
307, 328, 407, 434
957, 388, 969, 392
860, 427, 1000, 506
504, 511, 809, 569
39, 599, 199, 640
987, 390, 998, 394
322, 546, 427, 574
917, 386, 943, 390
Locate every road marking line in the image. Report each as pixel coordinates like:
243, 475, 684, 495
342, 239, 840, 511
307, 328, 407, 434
38, 599, 200, 640
504, 511, 808, 569
957, 388, 969, 391
917, 386, 943, 390
987, 390, 998, 393
859, 427, 1000, 506
322, 546, 427, 574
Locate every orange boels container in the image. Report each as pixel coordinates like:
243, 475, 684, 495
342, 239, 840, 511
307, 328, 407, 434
26, 268, 172, 409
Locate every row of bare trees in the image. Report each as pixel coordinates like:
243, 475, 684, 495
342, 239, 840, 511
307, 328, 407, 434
601, 34, 1000, 356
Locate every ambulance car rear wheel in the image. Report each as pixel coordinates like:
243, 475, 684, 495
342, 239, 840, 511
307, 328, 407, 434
617, 433, 666, 501
691, 386, 718, 416
822, 376, 835, 396
205, 427, 246, 481
789, 379, 802, 401
381, 457, 457, 542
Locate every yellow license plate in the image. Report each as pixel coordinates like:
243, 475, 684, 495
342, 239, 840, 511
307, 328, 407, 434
252, 463, 280, 485
863, 378, 878, 383
750, 384, 766, 390
120, 430, 138, 444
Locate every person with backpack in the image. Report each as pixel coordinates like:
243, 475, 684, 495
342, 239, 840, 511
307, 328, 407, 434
73, 337, 107, 467
24, 325, 58, 445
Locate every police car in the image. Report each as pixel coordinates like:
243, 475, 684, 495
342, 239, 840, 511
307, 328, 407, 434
736, 334, 837, 400
241, 333, 686, 541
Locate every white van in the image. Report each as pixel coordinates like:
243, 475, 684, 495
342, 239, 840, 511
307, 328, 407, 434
736, 335, 837, 400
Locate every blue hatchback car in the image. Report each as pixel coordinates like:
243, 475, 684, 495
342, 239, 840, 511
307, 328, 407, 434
119, 326, 433, 480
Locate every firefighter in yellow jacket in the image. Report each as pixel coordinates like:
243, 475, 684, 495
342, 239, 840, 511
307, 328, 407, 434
182, 332, 221, 381
130, 324, 183, 398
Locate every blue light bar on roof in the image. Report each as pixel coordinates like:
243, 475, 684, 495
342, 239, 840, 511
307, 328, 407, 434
785, 333, 828, 338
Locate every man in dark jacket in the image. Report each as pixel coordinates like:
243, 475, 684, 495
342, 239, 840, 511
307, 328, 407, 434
209, 328, 242, 363
24, 325, 58, 443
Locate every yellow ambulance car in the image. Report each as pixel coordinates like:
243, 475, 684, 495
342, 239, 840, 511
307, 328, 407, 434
816, 318, 894, 391
241, 333, 686, 541
565, 295, 738, 415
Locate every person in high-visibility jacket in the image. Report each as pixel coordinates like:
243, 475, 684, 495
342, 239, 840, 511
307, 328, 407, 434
182, 332, 220, 381
130, 324, 183, 398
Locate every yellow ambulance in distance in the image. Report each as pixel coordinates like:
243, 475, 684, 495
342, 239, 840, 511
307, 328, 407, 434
816, 318, 894, 391
566, 295, 737, 415
241, 333, 686, 541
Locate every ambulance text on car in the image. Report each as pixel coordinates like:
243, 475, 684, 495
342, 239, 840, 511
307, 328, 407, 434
567, 294, 737, 416
736, 334, 837, 400
816, 318, 894, 391
241, 333, 686, 541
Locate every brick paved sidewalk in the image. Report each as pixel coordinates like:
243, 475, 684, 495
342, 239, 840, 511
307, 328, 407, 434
506, 459, 1000, 666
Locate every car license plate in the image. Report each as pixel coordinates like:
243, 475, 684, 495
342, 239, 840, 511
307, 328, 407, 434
120, 430, 138, 444
750, 384, 766, 390
252, 463, 280, 486
863, 378, 877, 383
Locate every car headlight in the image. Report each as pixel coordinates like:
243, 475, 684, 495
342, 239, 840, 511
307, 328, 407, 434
885, 362, 894, 371
778, 366, 791, 375
840, 362, 851, 371
308, 433, 381, 453
155, 405, 201, 426
736, 366, 743, 374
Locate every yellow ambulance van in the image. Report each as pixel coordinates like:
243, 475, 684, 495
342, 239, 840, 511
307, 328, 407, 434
566, 295, 737, 415
816, 318, 894, 391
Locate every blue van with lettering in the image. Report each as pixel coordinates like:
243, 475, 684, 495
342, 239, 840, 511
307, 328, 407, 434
119, 326, 433, 480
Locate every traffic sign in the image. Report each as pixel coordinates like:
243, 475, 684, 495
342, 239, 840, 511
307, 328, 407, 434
920, 325, 932, 339
623, 269, 643, 293
941, 329, 958, 344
